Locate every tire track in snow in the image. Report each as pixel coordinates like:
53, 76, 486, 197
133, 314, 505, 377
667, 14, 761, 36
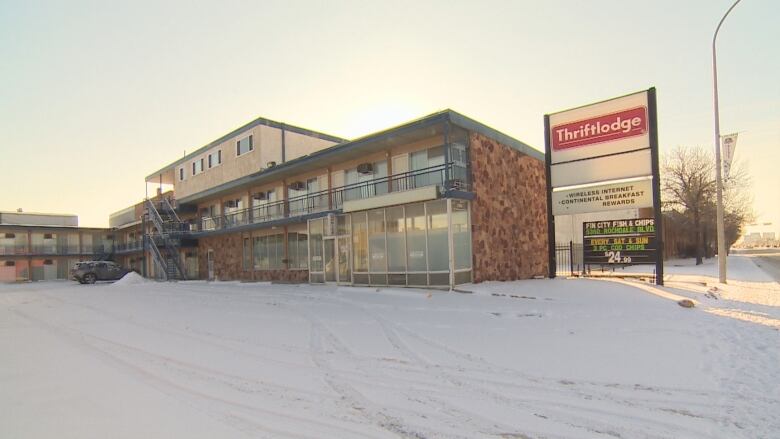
9, 306, 392, 439
327, 294, 729, 439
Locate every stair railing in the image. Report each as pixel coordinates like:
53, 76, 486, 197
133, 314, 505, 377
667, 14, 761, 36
145, 199, 166, 236
146, 235, 169, 280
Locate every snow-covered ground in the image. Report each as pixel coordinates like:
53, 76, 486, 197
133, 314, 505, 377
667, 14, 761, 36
1, 275, 778, 438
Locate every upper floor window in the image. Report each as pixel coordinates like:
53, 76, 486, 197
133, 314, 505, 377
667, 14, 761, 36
179, 167, 185, 181
208, 150, 222, 168
237, 135, 253, 156
192, 158, 204, 175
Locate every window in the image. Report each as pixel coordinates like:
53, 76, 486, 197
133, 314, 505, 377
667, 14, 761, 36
208, 150, 221, 168
4, 261, 15, 267
309, 219, 324, 273
368, 210, 386, 272
426, 200, 449, 272
192, 158, 204, 175
288, 232, 308, 269
405, 203, 426, 272
452, 200, 472, 270
4, 233, 14, 239
386, 206, 405, 272
179, 168, 185, 181
252, 233, 284, 270
352, 212, 368, 273
237, 135, 253, 156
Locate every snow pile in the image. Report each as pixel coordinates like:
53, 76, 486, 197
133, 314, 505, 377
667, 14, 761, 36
110, 271, 148, 286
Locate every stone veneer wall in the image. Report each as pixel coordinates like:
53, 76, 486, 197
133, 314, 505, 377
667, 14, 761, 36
469, 132, 548, 282
197, 232, 308, 282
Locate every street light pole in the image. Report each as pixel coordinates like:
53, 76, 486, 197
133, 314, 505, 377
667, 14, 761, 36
712, 0, 742, 284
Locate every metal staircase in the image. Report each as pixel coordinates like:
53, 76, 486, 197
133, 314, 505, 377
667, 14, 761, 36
145, 198, 187, 281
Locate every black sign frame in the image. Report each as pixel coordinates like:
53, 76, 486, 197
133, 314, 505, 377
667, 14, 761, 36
582, 218, 657, 266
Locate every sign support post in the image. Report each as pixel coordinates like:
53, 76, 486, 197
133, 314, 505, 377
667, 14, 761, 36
647, 87, 664, 285
544, 114, 556, 279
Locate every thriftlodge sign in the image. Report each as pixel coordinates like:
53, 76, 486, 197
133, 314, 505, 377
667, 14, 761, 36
544, 88, 664, 283
551, 107, 648, 151
547, 91, 653, 188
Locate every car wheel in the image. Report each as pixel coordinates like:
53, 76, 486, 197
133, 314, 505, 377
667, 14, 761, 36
78, 280, 86, 284
84, 273, 97, 284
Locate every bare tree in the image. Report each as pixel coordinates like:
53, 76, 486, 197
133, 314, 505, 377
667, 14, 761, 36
662, 146, 716, 264
662, 145, 753, 264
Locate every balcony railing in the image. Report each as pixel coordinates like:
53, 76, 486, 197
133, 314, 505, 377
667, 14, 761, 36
1, 244, 114, 255
0, 245, 28, 255
193, 163, 464, 233
115, 240, 145, 252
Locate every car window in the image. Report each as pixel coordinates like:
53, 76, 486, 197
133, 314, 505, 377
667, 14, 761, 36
96, 262, 107, 268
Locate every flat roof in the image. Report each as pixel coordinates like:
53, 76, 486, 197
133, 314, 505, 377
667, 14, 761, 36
0, 211, 77, 217
176, 109, 542, 205
145, 116, 349, 180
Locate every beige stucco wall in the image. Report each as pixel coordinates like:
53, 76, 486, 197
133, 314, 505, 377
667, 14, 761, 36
174, 125, 340, 200
190, 134, 445, 213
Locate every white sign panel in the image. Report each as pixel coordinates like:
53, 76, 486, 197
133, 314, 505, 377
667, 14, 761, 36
549, 90, 653, 188
552, 179, 654, 215
550, 149, 652, 188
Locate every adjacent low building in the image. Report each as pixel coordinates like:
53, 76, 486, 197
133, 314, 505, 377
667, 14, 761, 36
0, 211, 113, 282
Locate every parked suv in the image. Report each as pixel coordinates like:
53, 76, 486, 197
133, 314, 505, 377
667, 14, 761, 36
71, 261, 130, 284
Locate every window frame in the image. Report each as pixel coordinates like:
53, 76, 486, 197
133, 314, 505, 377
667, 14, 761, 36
236, 134, 254, 157
207, 149, 222, 169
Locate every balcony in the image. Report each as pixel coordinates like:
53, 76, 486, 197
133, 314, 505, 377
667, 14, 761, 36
0, 245, 28, 255
0, 244, 113, 256
114, 240, 145, 253
193, 163, 466, 233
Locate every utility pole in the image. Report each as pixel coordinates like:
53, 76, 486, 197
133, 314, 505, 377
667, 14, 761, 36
712, 0, 742, 284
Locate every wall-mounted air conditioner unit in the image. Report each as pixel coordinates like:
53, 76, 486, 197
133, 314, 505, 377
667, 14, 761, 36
357, 163, 374, 174
267, 161, 277, 168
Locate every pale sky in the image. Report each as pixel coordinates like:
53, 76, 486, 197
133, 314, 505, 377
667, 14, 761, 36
1, 0, 778, 229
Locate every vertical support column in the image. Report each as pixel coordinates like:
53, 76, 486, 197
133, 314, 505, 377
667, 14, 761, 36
569, 240, 574, 275
544, 114, 556, 279
247, 189, 253, 223
648, 87, 664, 286
447, 199, 455, 289
141, 215, 147, 277
283, 225, 289, 271
386, 151, 393, 193
282, 180, 289, 218
327, 166, 333, 210
443, 119, 451, 189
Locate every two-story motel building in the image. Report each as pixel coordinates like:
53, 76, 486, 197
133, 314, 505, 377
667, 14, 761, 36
111, 110, 548, 287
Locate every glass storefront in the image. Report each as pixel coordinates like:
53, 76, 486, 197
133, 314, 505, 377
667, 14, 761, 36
308, 199, 472, 287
